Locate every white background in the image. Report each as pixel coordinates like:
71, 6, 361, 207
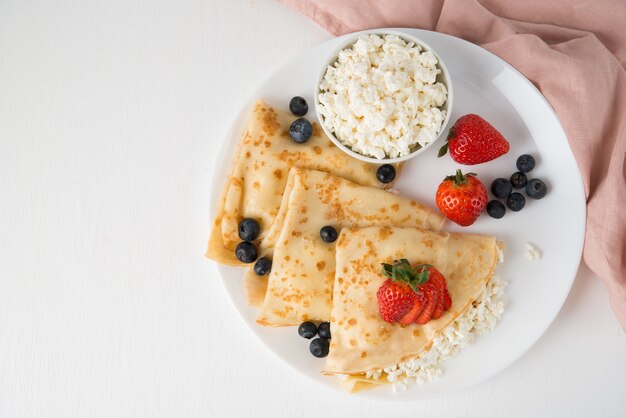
1, 0, 625, 417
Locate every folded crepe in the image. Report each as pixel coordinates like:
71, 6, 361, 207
253, 168, 445, 326
206, 100, 396, 266
324, 226, 503, 391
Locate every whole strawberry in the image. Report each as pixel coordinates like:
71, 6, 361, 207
438, 114, 509, 165
377, 259, 452, 326
436, 169, 488, 226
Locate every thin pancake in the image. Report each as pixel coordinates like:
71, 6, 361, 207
255, 169, 445, 326
324, 226, 499, 375
206, 100, 397, 266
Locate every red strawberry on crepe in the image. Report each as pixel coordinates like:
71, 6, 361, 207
376, 259, 452, 326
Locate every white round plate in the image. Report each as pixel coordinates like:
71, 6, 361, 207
211, 29, 586, 400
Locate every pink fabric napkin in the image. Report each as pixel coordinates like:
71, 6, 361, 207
279, 0, 626, 329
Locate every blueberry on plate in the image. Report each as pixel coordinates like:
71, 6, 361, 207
376, 164, 396, 184
289, 96, 308, 117
317, 321, 331, 339
526, 178, 548, 199
298, 321, 318, 339
289, 118, 313, 143
238, 218, 260, 241
320, 225, 338, 243
490, 178, 513, 198
253, 257, 272, 276
486, 200, 506, 219
516, 154, 536, 173
510, 171, 528, 189
309, 337, 330, 358
506, 192, 526, 212
235, 241, 257, 263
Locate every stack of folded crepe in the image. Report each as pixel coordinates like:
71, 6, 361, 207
207, 101, 505, 393
251, 167, 445, 325
206, 100, 397, 266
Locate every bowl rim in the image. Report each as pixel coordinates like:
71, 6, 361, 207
313, 28, 454, 165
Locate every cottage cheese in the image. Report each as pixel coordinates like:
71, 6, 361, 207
318, 34, 448, 159
524, 242, 542, 261
359, 272, 507, 391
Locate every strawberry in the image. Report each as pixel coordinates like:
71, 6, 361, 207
431, 295, 444, 320
398, 297, 425, 326
430, 273, 446, 320
430, 269, 453, 319
415, 282, 437, 325
438, 114, 510, 165
377, 260, 452, 326
377, 279, 421, 323
442, 287, 452, 311
436, 169, 488, 227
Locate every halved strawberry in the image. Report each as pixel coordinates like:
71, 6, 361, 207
431, 275, 445, 320
414, 283, 436, 325
424, 268, 451, 320
442, 287, 452, 310
398, 294, 425, 325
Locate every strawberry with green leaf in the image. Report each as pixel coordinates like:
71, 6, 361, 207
438, 114, 510, 165
436, 169, 488, 227
376, 259, 452, 326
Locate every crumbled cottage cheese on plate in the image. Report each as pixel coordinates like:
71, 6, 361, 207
318, 34, 448, 159
524, 242, 542, 260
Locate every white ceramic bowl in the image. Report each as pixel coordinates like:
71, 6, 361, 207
314, 29, 453, 164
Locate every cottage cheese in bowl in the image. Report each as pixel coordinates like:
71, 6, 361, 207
316, 32, 452, 162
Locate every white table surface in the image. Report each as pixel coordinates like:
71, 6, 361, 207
1, 0, 625, 417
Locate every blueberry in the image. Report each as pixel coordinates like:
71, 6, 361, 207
309, 337, 330, 358
238, 218, 260, 241
289, 96, 308, 117
253, 257, 272, 276
506, 192, 526, 212
317, 321, 331, 339
510, 172, 528, 189
376, 164, 396, 184
526, 178, 548, 199
320, 226, 338, 243
490, 178, 513, 198
298, 321, 318, 339
516, 154, 536, 173
486, 200, 506, 219
235, 241, 257, 263
289, 118, 312, 143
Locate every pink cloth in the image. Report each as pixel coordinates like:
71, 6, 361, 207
279, 0, 626, 329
